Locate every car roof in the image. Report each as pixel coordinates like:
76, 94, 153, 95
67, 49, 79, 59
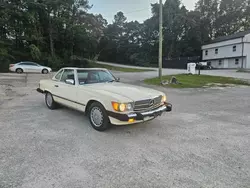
61, 67, 108, 71
17, 61, 37, 64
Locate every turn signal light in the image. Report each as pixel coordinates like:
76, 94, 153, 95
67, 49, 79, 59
161, 95, 167, 103
112, 102, 119, 111
9, 64, 14, 67
128, 119, 135, 123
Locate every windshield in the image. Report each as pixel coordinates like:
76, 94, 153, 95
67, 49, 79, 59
77, 70, 116, 85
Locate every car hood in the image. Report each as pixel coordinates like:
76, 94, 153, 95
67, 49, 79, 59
86, 82, 164, 102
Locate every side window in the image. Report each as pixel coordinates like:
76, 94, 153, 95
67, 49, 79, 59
98, 71, 112, 82
233, 46, 236, 52
77, 71, 89, 85
19, 63, 29, 66
55, 70, 64, 80
60, 69, 75, 84
86, 71, 99, 84
27, 63, 38, 66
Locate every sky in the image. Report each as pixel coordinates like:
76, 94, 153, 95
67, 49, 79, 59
88, 0, 197, 23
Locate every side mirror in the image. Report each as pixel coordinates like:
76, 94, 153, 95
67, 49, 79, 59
65, 79, 75, 85
116, 77, 120, 82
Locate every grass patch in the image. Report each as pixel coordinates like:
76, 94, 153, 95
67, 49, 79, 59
89, 62, 155, 72
144, 74, 250, 88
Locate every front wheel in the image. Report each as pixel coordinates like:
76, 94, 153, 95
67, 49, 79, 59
45, 92, 57, 110
88, 102, 110, 131
42, 69, 49, 74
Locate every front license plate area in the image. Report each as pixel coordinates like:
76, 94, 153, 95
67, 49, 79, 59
154, 111, 162, 117
143, 112, 162, 121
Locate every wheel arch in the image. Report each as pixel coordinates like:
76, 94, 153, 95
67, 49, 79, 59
16, 67, 23, 72
42, 68, 49, 73
43, 89, 52, 94
85, 100, 107, 115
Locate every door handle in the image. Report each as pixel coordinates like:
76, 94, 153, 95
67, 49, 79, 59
54, 85, 59, 88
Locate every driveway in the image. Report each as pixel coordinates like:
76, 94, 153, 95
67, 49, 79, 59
0, 73, 249, 188
98, 61, 250, 82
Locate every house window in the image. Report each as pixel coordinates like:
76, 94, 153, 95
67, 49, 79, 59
219, 60, 222, 65
235, 59, 239, 65
215, 49, 218, 54
205, 50, 208, 56
233, 46, 236, 52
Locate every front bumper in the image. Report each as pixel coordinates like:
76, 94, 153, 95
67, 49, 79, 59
108, 103, 172, 125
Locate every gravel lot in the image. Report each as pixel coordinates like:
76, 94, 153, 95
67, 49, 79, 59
0, 72, 250, 188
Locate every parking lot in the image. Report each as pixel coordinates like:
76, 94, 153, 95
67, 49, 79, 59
0, 72, 250, 188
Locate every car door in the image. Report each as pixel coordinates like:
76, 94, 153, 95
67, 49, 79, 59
74, 70, 90, 112
51, 69, 78, 109
22, 62, 33, 72
18, 63, 30, 72
26, 62, 40, 73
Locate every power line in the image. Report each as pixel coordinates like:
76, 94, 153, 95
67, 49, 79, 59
125, 8, 149, 15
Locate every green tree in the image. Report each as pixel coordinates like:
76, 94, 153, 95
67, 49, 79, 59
215, 0, 246, 36
1, 0, 250, 72
195, 0, 219, 42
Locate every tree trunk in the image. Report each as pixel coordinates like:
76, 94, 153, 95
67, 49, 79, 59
168, 40, 174, 59
48, 15, 54, 57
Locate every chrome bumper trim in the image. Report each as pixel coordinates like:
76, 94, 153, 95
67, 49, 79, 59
141, 105, 167, 116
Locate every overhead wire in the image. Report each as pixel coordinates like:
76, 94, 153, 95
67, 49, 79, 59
124, 8, 149, 15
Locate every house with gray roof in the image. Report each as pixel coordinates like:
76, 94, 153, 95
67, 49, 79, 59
202, 30, 250, 69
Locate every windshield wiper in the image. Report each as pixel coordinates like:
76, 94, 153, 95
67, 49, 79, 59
107, 80, 116, 83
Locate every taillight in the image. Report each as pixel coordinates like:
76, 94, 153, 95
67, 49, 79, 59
9, 64, 14, 67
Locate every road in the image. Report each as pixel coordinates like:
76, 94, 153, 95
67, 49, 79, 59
98, 61, 250, 82
0, 72, 250, 188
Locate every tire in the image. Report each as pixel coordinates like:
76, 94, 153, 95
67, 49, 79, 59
16, 68, 23, 74
45, 92, 57, 110
88, 102, 110, 131
42, 69, 49, 74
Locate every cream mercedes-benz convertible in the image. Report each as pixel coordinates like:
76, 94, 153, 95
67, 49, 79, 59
37, 68, 172, 131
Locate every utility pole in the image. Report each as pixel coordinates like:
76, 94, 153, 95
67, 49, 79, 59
158, 0, 163, 80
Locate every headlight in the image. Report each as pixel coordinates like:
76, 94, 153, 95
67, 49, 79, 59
126, 103, 133, 110
119, 103, 126, 111
112, 102, 134, 112
161, 95, 167, 103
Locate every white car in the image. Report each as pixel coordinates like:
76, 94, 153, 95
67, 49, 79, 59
37, 68, 172, 131
9, 62, 52, 74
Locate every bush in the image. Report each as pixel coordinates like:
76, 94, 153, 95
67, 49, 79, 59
0, 58, 11, 72
66, 56, 94, 68
29, 44, 41, 60
41, 56, 63, 71
0, 48, 14, 72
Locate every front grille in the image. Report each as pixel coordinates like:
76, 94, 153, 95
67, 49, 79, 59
134, 96, 162, 112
